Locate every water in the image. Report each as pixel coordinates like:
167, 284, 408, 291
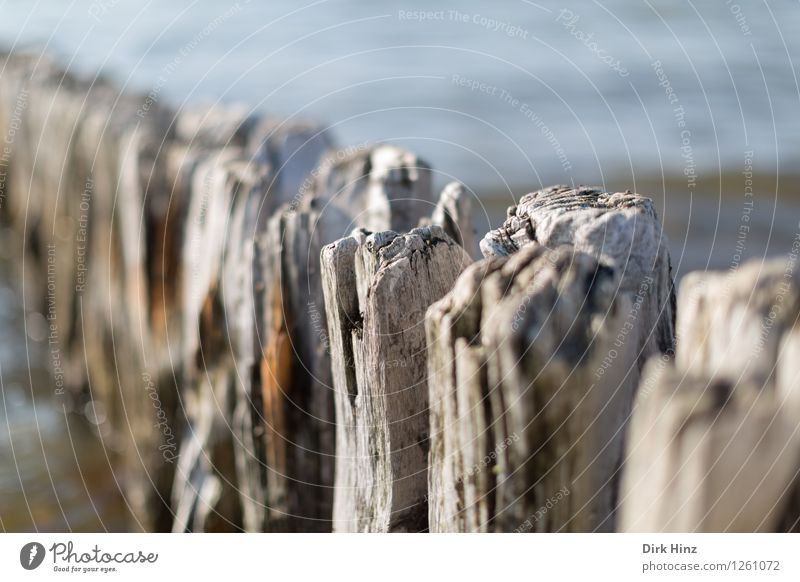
2, 0, 800, 530
1, 0, 798, 192
0, 233, 133, 532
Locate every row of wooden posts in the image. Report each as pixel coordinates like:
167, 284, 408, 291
1, 51, 798, 532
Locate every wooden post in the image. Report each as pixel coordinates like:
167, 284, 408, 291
480, 185, 675, 362
2, 51, 488, 531
28, 51, 800, 535
620, 256, 800, 532
427, 186, 675, 532
250, 144, 437, 530
322, 225, 472, 531
0, 53, 185, 530
425, 181, 479, 260
621, 363, 800, 532
675, 259, 800, 388
172, 149, 255, 532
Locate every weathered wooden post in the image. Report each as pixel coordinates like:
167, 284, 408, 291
427, 186, 675, 532
25, 50, 800, 535
322, 225, 472, 531
621, 364, 800, 532
423, 180, 479, 259
172, 147, 258, 532
250, 144, 438, 531
620, 257, 800, 532
0, 53, 187, 530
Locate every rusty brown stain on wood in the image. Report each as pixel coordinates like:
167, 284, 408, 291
261, 277, 292, 480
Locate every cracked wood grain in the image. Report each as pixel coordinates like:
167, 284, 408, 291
322, 225, 471, 531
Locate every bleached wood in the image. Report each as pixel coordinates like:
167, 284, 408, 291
17, 49, 800, 536
251, 144, 435, 530
620, 363, 800, 532
621, 256, 800, 532
427, 181, 479, 259
322, 225, 471, 532
427, 185, 676, 532
676, 258, 800, 387
480, 185, 675, 362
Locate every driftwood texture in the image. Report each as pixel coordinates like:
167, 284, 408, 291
172, 114, 344, 532
427, 186, 676, 532
0, 52, 182, 530
250, 143, 436, 531
322, 226, 472, 531
7, 50, 800, 534
621, 256, 800, 532
480, 185, 675, 363
0, 51, 480, 531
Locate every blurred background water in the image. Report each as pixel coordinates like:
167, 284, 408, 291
2, 1, 799, 191
1, 0, 799, 531
0, 235, 132, 531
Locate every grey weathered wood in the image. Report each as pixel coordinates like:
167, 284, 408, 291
426, 181, 479, 260
676, 258, 800, 387
322, 225, 472, 532
427, 246, 634, 532
110, 115, 184, 533
426, 258, 498, 532
167, 114, 329, 532
620, 363, 800, 532
3, 51, 462, 533
427, 185, 675, 532
14, 49, 800, 535
173, 149, 257, 532
620, 256, 800, 532
480, 185, 675, 364
0, 53, 187, 530
250, 143, 435, 531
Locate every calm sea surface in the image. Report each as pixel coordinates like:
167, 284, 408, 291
1, 0, 799, 191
